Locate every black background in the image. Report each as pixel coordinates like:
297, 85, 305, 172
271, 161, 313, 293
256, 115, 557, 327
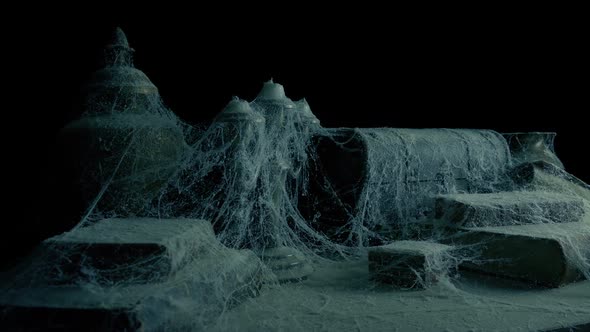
4, 8, 588, 267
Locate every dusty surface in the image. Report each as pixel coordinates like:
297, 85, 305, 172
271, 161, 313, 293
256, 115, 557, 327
219, 259, 590, 332
371, 241, 453, 255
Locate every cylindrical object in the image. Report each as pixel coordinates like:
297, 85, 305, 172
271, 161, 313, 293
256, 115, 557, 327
301, 128, 511, 241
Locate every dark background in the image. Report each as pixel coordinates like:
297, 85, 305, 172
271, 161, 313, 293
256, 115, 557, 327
5, 9, 588, 268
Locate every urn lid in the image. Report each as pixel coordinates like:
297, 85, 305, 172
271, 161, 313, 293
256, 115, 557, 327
215, 97, 265, 124
84, 28, 159, 105
253, 79, 296, 109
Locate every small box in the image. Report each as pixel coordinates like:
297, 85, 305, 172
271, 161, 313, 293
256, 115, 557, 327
369, 241, 455, 289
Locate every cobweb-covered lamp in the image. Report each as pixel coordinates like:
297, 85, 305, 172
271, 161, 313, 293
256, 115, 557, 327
248, 81, 315, 282
211, 97, 265, 225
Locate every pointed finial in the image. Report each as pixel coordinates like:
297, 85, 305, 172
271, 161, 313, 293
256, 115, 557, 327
103, 27, 134, 67
108, 27, 130, 49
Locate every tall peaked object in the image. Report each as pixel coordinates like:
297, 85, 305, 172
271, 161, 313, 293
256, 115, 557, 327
52, 28, 185, 231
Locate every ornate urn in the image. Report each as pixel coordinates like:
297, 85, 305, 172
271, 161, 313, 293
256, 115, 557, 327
56, 28, 186, 223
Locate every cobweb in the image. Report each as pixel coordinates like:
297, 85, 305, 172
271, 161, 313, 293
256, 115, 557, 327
2, 31, 589, 331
